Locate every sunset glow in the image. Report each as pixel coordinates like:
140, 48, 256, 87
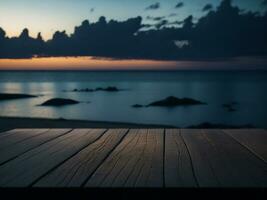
0, 57, 178, 70
1, 56, 267, 71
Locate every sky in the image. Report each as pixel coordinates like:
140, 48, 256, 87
0, 0, 265, 40
0, 0, 266, 70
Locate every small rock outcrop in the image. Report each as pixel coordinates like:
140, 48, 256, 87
132, 104, 144, 108
68, 86, 121, 93
147, 96, 206, 107
40, 98, 80, 106
0, 93, 37, 101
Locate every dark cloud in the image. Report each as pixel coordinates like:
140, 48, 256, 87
0, 27, 45, 58
168, 20, 184, 26
155, 20, 169, 29
191, 0, 267, 59
145, 2, 160, 10
141, 24, 154, 29
0, 28, 6, 39
146, 16, 166, 21
262, 0, 267, 5
202, 4, 213, 12
175, 2, 184, 9
0, 0, 267, 62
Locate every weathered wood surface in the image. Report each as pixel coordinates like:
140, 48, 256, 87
0, 129, 106, 187
34, 129, 128, 187
0, 129, 71, 165
0, 128, 266, 188
182, 129, 267, 187
164, 129, 198, 187
224, 129, 267, 163
85, 129, 164, 188
0, 129, 50, 150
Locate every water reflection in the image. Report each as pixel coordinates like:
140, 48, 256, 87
0, 71, 266, 127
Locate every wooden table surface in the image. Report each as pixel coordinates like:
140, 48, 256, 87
0, 128, 266, 188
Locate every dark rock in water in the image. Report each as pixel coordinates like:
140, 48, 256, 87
147, 96, 206, 107
40, 98, 80, 106
84, 88, 94, 92
0, 93, 37, 101
69, 86, 120, 92
72, 88, 94, 92
94, 87, 102, 91
105, 87, 119, 92
95, 87, 119, 92
132, 104, 144, 108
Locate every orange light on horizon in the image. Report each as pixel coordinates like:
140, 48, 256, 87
0, 57, 179, 70
1, 56, 264, 71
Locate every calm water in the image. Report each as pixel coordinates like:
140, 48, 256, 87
0, 71, 267, 127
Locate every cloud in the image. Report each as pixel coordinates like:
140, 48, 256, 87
168, 20, 184, 26
155, 20, 169, 29
0, 28, 45, 58
169, 13, 178, 17
0, 27, 6, 39
175, 40, 189, 48
0, 0, 267, 62
202, 4, 213, 12
146, 16, 165, 21
262, 0, 267, 5
175, 2, 184, 9
145, 2, 160, 10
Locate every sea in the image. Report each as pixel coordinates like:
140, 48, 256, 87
0, 70, 267, 128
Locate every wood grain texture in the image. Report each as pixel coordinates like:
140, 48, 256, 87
164, 129, 198, 187
0, 129, 71, 165
201, 129, 267, 187
181, 129, 220, 187
0, 129, 50, 150
224, 129, 267, 163
0, 129, 106, 187
182, 129, 267, 187
34, 129, 128, 187
0, 128, 266, 188
85, 129, 164, 188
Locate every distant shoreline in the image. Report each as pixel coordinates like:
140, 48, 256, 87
0, 116, 258, 130
0, 116, 175, 129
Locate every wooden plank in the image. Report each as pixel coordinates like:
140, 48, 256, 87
0, 129, 50, 149
201, 129, 267, 187
85, 129, 164, 188
0, 129, 45, 138
34, 129, 128, 187
164, 129, 198, 187
224, 129, 267, 163
0, 129, 106, 187
181, 129, 220, 187
0, 129, 72, 165
182, 129, 267, 187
